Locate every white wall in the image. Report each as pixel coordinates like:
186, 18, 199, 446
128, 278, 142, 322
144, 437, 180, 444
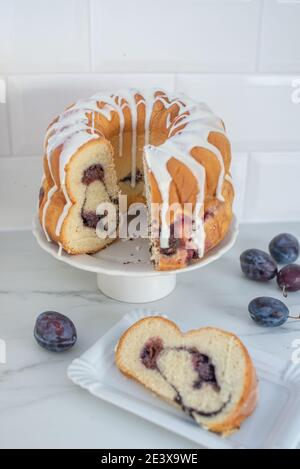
0, 0, 299, 228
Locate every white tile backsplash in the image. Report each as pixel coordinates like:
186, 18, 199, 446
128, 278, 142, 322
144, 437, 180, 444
0, 104, 10, 156
2, 0, 300, 74
230, 153, 249, 221
0, 78, 5, 103
91, 0, 260, 72
259, 0, 300, 72
177, 74, 300, 152
245, 152, 300, 222
0, 157, 42, 230
0, 0, 90, 73
7, 74, 175, 156
0, 78, 10, 155
0, 0, 300, 223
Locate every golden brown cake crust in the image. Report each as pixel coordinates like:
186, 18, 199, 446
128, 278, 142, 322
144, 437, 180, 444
115, 317, 258, 436
39, 90, 234, 269
39, 139, 117, 254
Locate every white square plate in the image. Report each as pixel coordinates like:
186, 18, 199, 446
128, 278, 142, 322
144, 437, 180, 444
67, 309, 300, 449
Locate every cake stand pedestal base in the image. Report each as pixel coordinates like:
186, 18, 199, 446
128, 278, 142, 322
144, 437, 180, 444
96, 273, 176, 303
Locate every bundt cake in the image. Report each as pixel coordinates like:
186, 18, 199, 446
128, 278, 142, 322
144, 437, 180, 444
39, 89, 234, 271
115, 317, 258, 436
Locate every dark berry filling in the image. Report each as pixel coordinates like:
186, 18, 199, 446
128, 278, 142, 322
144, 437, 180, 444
140, 341, 225, 417
81, 209, 108, 229
170, 346, 218, 390
204, 209, 215, 221
81, 210, 101, 229
82, 164, 104, 185
39, 186, 44, 206
120, 169, 143, 184
159, 223, 181, 256
186, 249, 199, 261
81, 210, 108, 231
140, 337, 164, 369
189, 348, 219, 390
159, 241, 178, 256
158, 216, 202, 263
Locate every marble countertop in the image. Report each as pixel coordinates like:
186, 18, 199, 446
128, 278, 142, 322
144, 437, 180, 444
1, 222, 300, 449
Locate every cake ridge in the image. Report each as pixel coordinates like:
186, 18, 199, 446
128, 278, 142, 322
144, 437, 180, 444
40, 88, 234, 269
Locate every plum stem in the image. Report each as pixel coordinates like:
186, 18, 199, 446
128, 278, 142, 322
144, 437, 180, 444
288, 315, 300, 320
282, 285, 288, 298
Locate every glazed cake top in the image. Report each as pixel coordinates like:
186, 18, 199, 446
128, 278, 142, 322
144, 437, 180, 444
43, 89, 231, 255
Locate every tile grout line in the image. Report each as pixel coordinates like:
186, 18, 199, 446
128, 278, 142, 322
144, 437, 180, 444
240, 152, 251, 223
87, 0, 94, 72
0, 72, 298, 79
4, 78, 14, 158
255, 0, 265, 73
174, 74, 178, 92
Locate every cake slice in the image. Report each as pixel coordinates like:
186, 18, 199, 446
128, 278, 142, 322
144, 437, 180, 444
40, 138, 120, 254
115, 317, 258, 435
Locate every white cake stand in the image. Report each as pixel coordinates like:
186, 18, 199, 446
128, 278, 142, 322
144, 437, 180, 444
33, 215, 238, 303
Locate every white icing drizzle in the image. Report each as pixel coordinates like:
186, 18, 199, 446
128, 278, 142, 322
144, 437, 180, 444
54, 131, 99, 237
43, 129, 100, 239
55, 184, 72, 236
42, 89, 229, 256
91, 111, 95, 134
121, 89, 139, 187
225, 174, 233, 185
145, 96, 226, 253
57, 243, 63, 257
59, 130, 99, 185
115, 95, 125, 157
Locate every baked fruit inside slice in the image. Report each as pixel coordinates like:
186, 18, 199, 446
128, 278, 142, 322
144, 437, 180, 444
115, 317, 258, 436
